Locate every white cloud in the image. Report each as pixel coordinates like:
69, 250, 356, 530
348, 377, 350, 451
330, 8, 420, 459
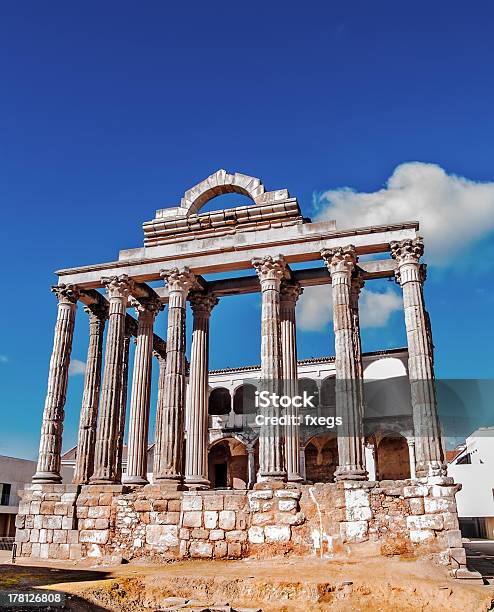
69, 359, 86, 376
359, 287, 402, 328
0, 355, 8, 363
297, 285, 402, 332
313, 162, 494, 265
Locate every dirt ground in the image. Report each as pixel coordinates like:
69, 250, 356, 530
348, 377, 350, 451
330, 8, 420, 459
1, 549, 493, 611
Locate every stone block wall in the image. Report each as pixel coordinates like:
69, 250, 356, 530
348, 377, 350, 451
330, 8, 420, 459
15, 476, 466, 568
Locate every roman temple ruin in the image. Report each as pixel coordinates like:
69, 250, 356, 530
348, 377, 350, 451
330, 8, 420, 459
15, 170, 470, 572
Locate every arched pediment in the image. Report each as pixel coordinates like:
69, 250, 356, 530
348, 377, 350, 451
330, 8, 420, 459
179, 169, 266, 216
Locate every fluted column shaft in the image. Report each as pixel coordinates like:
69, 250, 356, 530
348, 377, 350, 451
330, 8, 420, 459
153, 267, 196, 488
125, 299, 162, 484
115, 325, 132, 482
391, 237, 445, 477
185, 293, 218, 489
33, 284, 80, 483
252, 255, 287, 482
280, 282, 303, 482
91, 275, 134, 484
73, 304, 108, 484
322, 246, 366, 481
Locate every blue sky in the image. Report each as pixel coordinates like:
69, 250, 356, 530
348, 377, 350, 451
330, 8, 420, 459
1, 2, 493, 459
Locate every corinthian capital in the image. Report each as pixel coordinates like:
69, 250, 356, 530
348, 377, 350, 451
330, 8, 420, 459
390, 237, 424, 266
321, 245, 357, 275
83, 302, 109, 322
251, 255, 289, 283
280, 281, 303, 305
129, 296, 163, 318
101, 274, 135, 300
51, 284, 80, 304
189, 291, 219, 316
160, 267, 196, 294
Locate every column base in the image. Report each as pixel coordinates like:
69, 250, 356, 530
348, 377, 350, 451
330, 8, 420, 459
286, 473, 305, 484
122, 475, 149, 485
32, 472, 62, 484
334, 465, 368, 482
88, 476, 120, 485
185, 476, 210, 490
153, 476, 185, 490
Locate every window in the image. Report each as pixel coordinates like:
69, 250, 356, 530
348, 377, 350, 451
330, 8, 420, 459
0, 483, 11, 505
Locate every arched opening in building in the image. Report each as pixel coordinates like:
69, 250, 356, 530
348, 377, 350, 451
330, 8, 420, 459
376, 435, 410, 480
320, 376, 336, 417
304, 435, 338, 483
233, 383, 257, 415
207, 438, 249, 489
208, 387, 231, 415
298, 378, 319, 410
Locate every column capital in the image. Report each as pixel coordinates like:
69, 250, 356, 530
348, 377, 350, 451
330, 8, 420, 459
321, 245, 357, 276
406, 437, 415, 448
101, 274, 135, 299
189, 291, 219, 316
160, 266, 197, 294
252, 254, 289, 285
153, 348, 166, 361
51, 283, 80, 304
83, 302, 109, 322
390, 237, 424, 266
280, 281, 303, 305
129, 295, 163, 318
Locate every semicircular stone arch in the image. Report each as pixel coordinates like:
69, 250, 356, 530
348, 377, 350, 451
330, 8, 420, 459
180, 169, 266, 216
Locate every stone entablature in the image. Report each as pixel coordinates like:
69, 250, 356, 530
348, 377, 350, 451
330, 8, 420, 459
16, 478, 465, 568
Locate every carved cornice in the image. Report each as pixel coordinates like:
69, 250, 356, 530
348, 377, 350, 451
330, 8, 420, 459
189, 291, 219, 316
390, 237, 424, 266
101, 274, 135, 300
321, 245, 357, 275
160, 266, 197, 293
251, 254, 289, 283
51, 283, 80, 305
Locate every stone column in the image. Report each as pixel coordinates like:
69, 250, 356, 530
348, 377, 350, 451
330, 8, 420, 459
364, 442, 377, 481
33, 284, 80, 483
321, 246, 366, 481
153, 267, 196, 488
407, 437, 417, 479
185, 292, 218, 489
73, 303, 108, 485
299, 447, 307, 482
91, 275, 134, 484
390, 237, 445, 477
246, 444, 256, 489
252, 255, 288, 482
125, 298, 162, 485
280, 281, 303, 482
115, 321, 132, 482
152, 349, 166, 483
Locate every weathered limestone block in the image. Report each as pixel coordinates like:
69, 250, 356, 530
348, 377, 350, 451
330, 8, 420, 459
264, 525, 290, 543
218, 510, 236, 530
410, 529, 435, 543
248, 526, 265, 544
424, 497, 457, 514
191, 528, 209, 539
146, 524, 180, 548
227, 542, 242, 558
209, 529, 224, 541
88, 506, 111, 519
183, 511, 202, 528
214, 541, 228, 558
277, 511, 305, 526
250, 490, 273, 500
406, 514, 443, 531
252, 512, 274, 526
409, 497, 425, 515
79, 530, 110, 544
224, 495, 246, 511
278, 499, 297, 512
189, 541, 213, 558
204, 511, 218, 529
403, 485, 430, 498
446, 529, 463, 549
203, 495, 224, 511
182, 494, 203, 511
340, 520, 369, 543
42, 516, 62, 529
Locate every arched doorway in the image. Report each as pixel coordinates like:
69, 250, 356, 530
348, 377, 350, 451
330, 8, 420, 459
304, 435, 338, 483
376, 435, 410, 480
208, 438, 249, 489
